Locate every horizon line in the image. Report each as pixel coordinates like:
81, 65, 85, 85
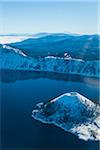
0, 32, 99, 36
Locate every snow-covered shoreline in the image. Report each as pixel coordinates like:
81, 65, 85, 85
32, 92, 100, 141
0, 44, 99, 78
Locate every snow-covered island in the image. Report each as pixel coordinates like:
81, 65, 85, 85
0, 44, 99, 77
32, 92, 100, 141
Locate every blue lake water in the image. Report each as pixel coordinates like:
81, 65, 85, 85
0, 71, 99, 150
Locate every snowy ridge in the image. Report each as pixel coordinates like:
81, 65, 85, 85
0, 44, 99, 77
32, 92, 100, 141
2, 45, 26, 57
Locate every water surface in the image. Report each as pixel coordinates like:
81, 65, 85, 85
1, 71, 99, 150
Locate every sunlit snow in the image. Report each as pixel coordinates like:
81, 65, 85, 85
32, 92, 100, 141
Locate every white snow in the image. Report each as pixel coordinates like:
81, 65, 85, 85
2, 44, 27, 57
0, 44, 99, 77
32, 92, 100, 141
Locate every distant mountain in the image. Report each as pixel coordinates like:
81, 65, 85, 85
8, 33, 99, 60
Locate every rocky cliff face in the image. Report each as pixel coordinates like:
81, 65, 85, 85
0, 44, 99, 77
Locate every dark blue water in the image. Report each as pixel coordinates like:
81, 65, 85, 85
0, 71, 99, 150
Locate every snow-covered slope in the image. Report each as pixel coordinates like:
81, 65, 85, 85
32, 92, 100, 141
0, 44, 99, 77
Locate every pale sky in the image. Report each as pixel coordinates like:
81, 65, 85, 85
0, 0, 99, 34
